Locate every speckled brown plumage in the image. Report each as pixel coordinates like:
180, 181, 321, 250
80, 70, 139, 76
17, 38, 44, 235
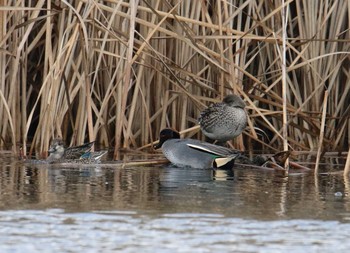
198, 94, 247, 142
46, 139, 107, 163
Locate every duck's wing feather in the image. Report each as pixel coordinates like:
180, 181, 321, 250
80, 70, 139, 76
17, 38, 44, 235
212, 156, 238, 169
186, 142, 241, 157
80, 150, 108, 161
198, 103, 224, 125
64, 141, 95, 159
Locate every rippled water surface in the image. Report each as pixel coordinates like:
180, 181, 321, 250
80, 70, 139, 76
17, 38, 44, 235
0, 154, 350, 252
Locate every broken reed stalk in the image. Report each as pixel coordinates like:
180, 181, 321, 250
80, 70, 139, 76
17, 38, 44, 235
315, 90, 328, 174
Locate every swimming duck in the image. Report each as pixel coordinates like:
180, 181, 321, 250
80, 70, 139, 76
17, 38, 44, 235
47, 139, 107, 163
154, 128, 241, 169
198, 94, 247, 142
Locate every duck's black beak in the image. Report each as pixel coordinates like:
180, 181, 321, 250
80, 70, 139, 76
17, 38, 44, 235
154, 135, 166, 149
154, 142, 162, 149
48, 147, 55, 153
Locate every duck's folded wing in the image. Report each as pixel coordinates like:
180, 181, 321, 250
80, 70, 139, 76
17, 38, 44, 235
80, 150, 108, 161
64, 141, 95, 159
186, 143, 241, 157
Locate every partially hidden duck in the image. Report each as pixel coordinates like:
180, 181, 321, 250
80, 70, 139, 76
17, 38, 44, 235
47, 139, 107, 163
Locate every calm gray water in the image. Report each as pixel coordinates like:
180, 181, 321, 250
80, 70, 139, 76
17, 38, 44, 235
0, 154, 350, 252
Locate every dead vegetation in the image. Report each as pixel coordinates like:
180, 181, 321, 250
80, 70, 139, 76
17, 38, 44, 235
0, 1, 349, 171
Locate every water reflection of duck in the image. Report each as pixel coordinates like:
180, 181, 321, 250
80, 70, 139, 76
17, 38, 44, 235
154, 128, 241, 169
198, 94, 247, 142
212, 169, 235, 181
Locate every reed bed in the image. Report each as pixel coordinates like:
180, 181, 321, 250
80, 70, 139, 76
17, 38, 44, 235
0, 1, 349, 167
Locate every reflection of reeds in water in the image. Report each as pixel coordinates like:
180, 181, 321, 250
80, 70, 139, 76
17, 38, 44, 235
0, 1, 349, 165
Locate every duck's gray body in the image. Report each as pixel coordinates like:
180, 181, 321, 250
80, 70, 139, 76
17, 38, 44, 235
199, 94, 247, 142
155, 129, 241, 169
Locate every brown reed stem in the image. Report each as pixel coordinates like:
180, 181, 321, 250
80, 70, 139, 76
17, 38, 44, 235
344, 147, 350, 176
281, 0, 289, 172
114, 0, 139, 157
81, 34, 95, 150
315, 90, 329, 174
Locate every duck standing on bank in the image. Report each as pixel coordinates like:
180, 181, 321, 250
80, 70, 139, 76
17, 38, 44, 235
198, 94, 247, 142
47, 139, 108, 163
154, 128, 241, 169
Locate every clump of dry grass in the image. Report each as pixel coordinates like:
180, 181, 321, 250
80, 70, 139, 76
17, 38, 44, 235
0, 1, 349, 169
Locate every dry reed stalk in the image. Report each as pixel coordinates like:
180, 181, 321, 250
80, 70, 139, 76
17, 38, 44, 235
344, 148, 350, 176
114, 0, 138, 155
0, 2, 9, 151
281, 0, 289, 171
0, 0, 4, 149
81, 36, 95, 150
315, 90, 329, 174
